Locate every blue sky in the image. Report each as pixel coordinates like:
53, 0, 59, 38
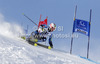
0, 0, 100, 62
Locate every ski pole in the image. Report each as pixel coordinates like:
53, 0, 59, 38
22, 13, 38, 26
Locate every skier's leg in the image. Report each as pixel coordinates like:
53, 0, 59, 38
29, 31, 39, 42
49, 37, 53, 48
49, 41, 53, 48
34, 30, 41, 39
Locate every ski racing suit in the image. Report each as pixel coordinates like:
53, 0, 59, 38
34, 24, 53, 48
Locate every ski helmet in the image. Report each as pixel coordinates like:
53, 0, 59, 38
49, 23, 56, 32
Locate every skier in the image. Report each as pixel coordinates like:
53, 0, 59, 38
29, 18, 56, 48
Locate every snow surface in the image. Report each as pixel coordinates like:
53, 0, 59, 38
0, 34, 96, 64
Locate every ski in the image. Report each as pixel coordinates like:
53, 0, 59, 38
28, 41, 52, 49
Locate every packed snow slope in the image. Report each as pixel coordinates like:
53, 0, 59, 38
0, 34, 96, 64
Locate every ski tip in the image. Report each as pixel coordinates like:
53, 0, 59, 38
34, 43, 37, 46
48, 46, 52, 49
21, 36, 26, 40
